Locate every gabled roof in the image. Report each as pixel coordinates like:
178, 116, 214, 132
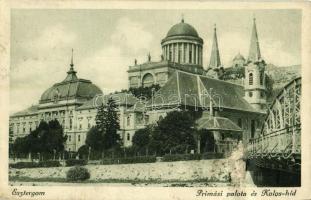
11, 105, 39, 117
77, 92, 139, 110
196, 116, 242, 132
148, 71, 259, 113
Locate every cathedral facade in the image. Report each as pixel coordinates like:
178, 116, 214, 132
10, 17, 268, 152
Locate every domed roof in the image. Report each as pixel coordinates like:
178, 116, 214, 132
39, 64, 102, 104
233, 53, 245, 61
166, 20, 199, 38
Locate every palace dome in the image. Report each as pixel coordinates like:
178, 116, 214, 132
39, 64, 102, 104
166, 20, 199, 38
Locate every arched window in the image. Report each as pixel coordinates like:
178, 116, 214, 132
78, 135, 80, 142
260, 72, 264, 85
178, 47, 182, 63
249, 91, 253, 97
142, 73, 154, 87
249, 73, 253, 85
127, 133, 130, 141
127, 116, 130, 126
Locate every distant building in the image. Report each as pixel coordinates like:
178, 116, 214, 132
232, 53, 246, 68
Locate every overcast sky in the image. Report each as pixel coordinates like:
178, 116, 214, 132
10, 9, 301, 113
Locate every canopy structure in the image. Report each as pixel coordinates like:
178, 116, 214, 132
196, 116, 243, 132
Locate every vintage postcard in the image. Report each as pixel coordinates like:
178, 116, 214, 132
0, 0, 310, 199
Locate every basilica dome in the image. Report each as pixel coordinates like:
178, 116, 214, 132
161, 19, 204, 66
166, 20, 199, 38
39, 64, 102, 104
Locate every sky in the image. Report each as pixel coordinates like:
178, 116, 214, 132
10, 9, 301, 113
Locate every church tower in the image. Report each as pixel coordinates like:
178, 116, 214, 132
209, 24, 221, 69
244, 18, 267, 111
207, 24, 223, 78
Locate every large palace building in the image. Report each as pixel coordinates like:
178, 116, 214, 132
10, 17, 268, 152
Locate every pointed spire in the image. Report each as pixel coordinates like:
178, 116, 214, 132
181, 13, 184, 23
248, 17, 261, 62
70, 48, 74, 68
209, 24, 221, 69
63, 48, 78, 82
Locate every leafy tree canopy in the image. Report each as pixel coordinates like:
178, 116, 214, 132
12, 119, 67, 156
149, 111, 196, 155
129, 84, 161, 99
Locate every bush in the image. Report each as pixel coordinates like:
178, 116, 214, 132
101, 156, 156, 165
66, 166, 90, 182
9, 160, 61, 169
65, 159, 87, 167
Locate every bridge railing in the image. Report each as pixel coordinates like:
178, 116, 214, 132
247, 123, 300, 159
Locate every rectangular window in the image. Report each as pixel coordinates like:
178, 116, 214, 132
78, 135, 80, 142
194, 46, 196, 64
184, 43, 187, 62
127, 133, 130, 141
69, 135, 71, 142
189, 50, 192, 63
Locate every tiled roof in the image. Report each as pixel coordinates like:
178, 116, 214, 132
11, 105, 39, 117
77, 92, 139, 110
196, 116, 242, 132
148, 71, 259, 113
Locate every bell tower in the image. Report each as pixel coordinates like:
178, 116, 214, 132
244, 18, 267, 111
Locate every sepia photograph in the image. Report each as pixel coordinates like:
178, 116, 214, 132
0, 1, 310, 199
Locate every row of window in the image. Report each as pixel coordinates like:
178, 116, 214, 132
12, 121, 38, 134
249, 72, 264, 86
164, 43, 202, 65
68, 134, 81, 142
248, 91, 265, 98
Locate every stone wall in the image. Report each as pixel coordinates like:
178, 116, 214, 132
10, 159, 239, 182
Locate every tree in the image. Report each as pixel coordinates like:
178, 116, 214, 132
102, 98, 121, 150
132, 127, 151, 148
132, 126, 151, 155
39, 120, 67, 155
265, 74, 274, 99
95, 103, 107, 132
149, 111, 196, 155
77, 145, 89, 159
12, 119, 67, 160
85, 126, 105, 152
